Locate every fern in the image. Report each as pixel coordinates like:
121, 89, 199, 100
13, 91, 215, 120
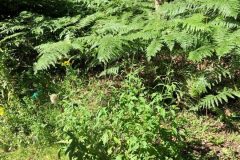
193, 88, 240, 111
175, 31, 198, 51
187, 76, 211, 98
34, 40, 72, 72
1, 0, 240, 115
0, 32, 25, 44
188, 45, 214, 62
207, 66, 232, 86
30, 0, 240, 72
99, 66, 120, 77
211, 17, 239, 29
200, 0, 240, 19
158, 1, 192, 18
146, 39, 163, 61
77, 12, 103, 30
181, 13, 210, 33
97, 35, 126, 63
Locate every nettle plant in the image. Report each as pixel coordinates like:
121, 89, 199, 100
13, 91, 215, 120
57, 72, 185, 159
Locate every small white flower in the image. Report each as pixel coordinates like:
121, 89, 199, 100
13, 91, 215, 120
49, 94, 58, 105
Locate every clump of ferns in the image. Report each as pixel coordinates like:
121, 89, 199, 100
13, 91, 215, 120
186, 66, 240, 116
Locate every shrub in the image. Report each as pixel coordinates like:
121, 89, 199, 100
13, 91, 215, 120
58, 72, 185, 159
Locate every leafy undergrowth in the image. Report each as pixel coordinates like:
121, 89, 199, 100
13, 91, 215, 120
0, 145, 67, 160
1, 112, 239, 160
1, 0, 240, 159
1, 72, 240, 159
179, 112, 240, 160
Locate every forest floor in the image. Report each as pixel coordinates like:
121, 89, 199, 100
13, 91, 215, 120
1, 112, 239, 160
179, 112, 240, 159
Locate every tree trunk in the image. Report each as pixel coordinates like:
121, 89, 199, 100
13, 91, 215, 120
155, 0, 164, 11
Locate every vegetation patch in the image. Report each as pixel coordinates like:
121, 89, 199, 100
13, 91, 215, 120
1, 0, 240, 159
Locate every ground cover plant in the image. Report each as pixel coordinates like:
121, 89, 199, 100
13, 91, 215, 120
1, 0, 240, 159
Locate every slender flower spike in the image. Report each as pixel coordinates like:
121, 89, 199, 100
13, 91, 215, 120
49, 94, 58, 105
0, 106, 4, 116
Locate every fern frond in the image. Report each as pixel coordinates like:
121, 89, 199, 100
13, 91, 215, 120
216, 41, 235, 57
188, 45, 214, 62
213, 28, 240, 57
161, 31, 176, 51
193, 88, 240, 111
34, 40, 72, 72
97, 35, 126, 63
77, 12, 103, 30
201, 0, 240, 19
187, 76, 211, 98
207, 66, 232, 86
0, 25, 25, 35
99, 66, 120, 77
0, 32, 25, 44
159, 1, 191, 17
146, 39, 163, 61
181, 13, 210, 33
211, 17, 239, 29
174, 31, 198, 51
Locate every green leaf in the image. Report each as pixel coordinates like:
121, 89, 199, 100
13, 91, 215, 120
113, 137, 121, 145
101, 132, 109, 145
115, 155, 123, 160
97, 35, 125, 63
146, 40, 163, 61
34, 40, 72, 72
188, 45, 214, 62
